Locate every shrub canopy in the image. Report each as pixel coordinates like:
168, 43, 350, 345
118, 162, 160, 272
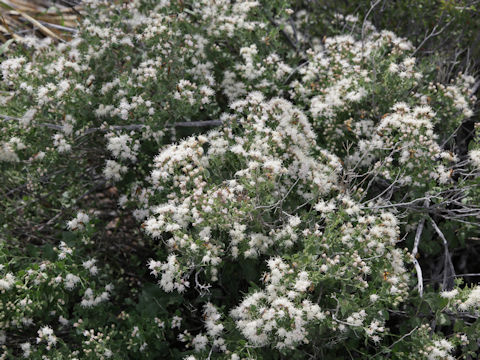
0, 1, 479, 359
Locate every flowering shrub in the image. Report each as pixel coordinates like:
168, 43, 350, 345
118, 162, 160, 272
1, 0, 480, 359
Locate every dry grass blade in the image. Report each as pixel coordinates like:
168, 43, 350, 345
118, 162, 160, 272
9, 10, 62, 40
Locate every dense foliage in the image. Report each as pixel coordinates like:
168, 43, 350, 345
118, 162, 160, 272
1, 0, 479, 359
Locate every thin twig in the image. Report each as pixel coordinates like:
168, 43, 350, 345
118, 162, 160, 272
412, 217, 426, 297
173, 120, 222, 128
470, 79, 480, 97
264, 11, 298, 51
0, 113, 19, 121
41, 120, 223, 134
361, 0, 381, 54
413, 21, 452, 56
283, 60, 309, 84
38, 21, 78, 34
430, 217, 456, 290
372, 326, 418, 358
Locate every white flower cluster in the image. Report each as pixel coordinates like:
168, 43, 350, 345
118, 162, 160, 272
351, 103, 456, 187
106, 133, 139, 162
143, 91, 410, 350
443, 74, 476, 118
191, 0, 263, 38
442, 286, 480, 312
440, 289, 459, 300
0, 0, 264, 190
426, 339, 454, 360
231, 258, 324, 349
0, 56, 26, 85
64, 273, 81, 290
20, 342, 31, 358
36, 326, 57, 350
52, 133, 72, 153
222, 46, 293, 102
103, 160, 128, 182
80, 284, 113, 308
82, 258, 99, 276
469, 149, 480, 169
67, 211, 90, 231
0, 273, 15, 291
144, 93, 342, 287
0, 137, 25, 162
58, 241, 73, 259
173, 80, 215, 106
148, 255, 190, 293
177, 303, 226, 353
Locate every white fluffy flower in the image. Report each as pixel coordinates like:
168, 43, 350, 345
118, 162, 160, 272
440, 289, 458, 300
104, 160, 128, 181
469, 150, 480, 168
0, 273, 15, 291
67, 211, 90, 231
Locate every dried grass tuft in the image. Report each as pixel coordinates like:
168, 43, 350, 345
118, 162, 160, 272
0, 0, 81, 43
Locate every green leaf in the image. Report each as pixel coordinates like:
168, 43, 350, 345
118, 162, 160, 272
437, 313, 450, 326
0, 39, 14, 55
